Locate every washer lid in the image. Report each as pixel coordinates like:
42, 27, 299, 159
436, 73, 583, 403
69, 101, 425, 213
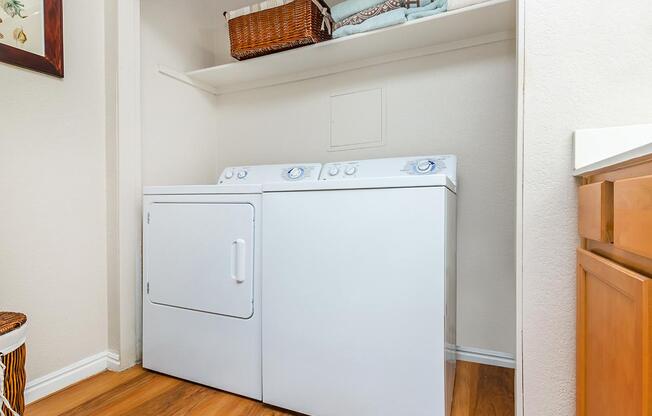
263, 174, 456, 193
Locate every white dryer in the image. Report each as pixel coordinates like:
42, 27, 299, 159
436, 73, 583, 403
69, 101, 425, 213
142, 163, 321, 400
262, 156, 457, 416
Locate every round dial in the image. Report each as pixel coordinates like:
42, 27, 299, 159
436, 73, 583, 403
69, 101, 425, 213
224, 169, 234, 179
416, 160, 435, 173
345, 166, 357, 176
328, 167, 340, 176
288, 167, 304, 180
237, 170, 248, 179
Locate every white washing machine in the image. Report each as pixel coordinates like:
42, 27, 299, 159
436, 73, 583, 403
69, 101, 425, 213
262, 156, 457, 416
142, 162, 321, 400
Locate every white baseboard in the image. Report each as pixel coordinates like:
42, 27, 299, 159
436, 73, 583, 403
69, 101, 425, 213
106, 350, 121, 371
25, 350, 121, 404
456, 346, 515, 369
24, 346, 511, 404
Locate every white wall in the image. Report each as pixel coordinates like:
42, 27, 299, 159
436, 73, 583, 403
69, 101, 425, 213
0, 0, 108, 381
215, 40, 517, 355
141, 0, 221, 186
521, 0, 652, 414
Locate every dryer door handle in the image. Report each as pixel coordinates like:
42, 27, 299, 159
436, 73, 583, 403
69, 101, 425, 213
231, 239, 246, 283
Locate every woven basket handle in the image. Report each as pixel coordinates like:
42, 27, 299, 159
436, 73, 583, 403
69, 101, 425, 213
310, 0, 334, 34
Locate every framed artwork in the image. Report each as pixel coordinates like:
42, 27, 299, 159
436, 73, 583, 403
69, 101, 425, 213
0, 0, 63, 77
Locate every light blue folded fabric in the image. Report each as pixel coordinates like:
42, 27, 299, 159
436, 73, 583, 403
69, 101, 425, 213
405, 0, 447, 16
333, 8, 407, 38
407, 9, 443, 19
331, 0, 387, 22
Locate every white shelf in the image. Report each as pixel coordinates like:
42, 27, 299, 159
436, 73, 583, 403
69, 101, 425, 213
162, 0, 515, 96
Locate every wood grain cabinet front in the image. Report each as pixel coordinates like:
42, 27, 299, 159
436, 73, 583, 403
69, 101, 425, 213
614, 175, 652, 258
577, 249, 652, 416
578, 181, 614, 243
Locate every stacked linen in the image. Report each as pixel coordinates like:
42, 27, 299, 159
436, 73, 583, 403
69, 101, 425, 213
332, 0, 448, 38
448, 0, 489, 10
332, 0, 407, 38
405, 0, 446, 20
334, 0, 406, 30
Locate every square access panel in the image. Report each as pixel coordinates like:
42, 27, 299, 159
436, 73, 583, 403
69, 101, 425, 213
329, 87, 386, 151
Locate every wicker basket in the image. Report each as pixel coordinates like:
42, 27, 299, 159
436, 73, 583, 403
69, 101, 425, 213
226, 0, 332, 60
1, 312, 27, 416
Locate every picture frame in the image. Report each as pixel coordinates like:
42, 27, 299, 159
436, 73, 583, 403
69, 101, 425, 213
0, 0, 63, 77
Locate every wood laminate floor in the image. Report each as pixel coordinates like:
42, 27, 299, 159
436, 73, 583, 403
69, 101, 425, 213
25, 361, 514, 416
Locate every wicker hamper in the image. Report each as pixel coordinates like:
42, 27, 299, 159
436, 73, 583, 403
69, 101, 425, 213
0, 313, 27, 416
225, 0, 332, 60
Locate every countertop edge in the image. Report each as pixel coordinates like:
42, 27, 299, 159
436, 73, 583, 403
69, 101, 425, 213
573, 142, 652, 177
573, 123, 652, 177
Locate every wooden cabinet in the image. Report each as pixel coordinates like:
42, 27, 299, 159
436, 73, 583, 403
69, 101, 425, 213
577, 249, 651, 416
614, 175, 652, 258
578, 158, 652, 416
578, 181, 613, 242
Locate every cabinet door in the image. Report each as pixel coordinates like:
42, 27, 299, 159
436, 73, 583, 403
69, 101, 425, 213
577, 249, 651, 416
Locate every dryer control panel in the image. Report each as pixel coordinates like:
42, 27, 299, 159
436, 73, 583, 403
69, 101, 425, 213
219, 163, 323, 185
319, 155, 457, 183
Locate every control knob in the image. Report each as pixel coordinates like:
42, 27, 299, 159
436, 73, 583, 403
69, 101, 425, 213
345, 166, 357, 176
416, 160, 435, 173
288, 167, 304, 180
328, 167, 340, 176
237, 170, 248, 179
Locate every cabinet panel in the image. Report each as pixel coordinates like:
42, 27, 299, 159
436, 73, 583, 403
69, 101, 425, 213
615, 175, 652, 258
577, 249, 651, 416
578, 181, 613, 242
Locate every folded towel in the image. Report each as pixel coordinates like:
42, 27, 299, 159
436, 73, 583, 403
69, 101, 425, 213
331, 0, 387, 22
405, 0, 445, 14
335, 0, 404, 30
447, 0, 487, 10
407, 8, 443, 19
406, 0, 446, 19
333, 7, 407, 38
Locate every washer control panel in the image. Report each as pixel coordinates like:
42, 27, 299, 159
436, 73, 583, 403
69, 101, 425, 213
319, 155, 456, 183
219, 163, 322, 185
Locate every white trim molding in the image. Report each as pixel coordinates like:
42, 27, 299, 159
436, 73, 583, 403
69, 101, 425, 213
106, 350, 122, 371
105, 0, 143, 370
25, 351, 121, 404
515, 0, 524, 413
23, 347, 513, 405
456, 346, 516, 369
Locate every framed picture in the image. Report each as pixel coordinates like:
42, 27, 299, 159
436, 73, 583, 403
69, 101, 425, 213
0, 0, 63, 77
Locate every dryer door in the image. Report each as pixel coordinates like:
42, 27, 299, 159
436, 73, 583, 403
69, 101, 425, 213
146, 203, 254, 319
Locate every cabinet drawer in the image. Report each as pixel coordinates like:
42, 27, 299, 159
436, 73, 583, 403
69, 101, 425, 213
576, 249, 652, 416
614, 175, 652, 258
578, 181, 613, 242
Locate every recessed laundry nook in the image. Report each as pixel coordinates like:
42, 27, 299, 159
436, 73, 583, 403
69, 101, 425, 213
2, 0, 650, 415
137, 1, 517, 413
